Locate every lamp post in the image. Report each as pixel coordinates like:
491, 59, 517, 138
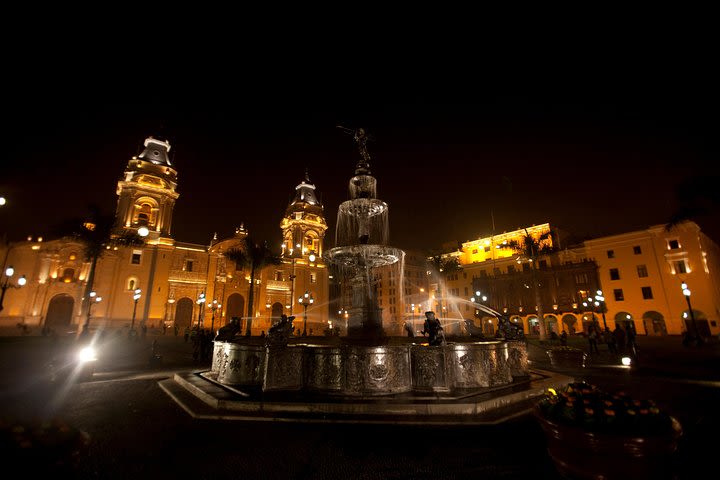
594, 290, 607, 330
209, 299, 220, 335
130, 288, 142, 331
681, 282, 702, 343
298, 290, 314, 336
0, 266, 26, 312
197, 292, 206, 330
85, 291, 102, 331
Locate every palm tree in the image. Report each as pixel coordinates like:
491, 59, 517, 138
427, 254, 461, 316
667, 174, 720, 231
223, 236, 282, 336
55, 204, 145, 332
505, 229, 555, 342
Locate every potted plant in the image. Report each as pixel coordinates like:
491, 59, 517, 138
534, 382, 683, 480
546, 345, 587, 368
0, 418, 90, 473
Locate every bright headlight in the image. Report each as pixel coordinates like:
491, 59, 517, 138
78, 346, 97, 363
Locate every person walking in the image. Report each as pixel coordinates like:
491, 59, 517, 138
587, 325, 600, 354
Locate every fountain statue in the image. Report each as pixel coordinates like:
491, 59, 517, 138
211, 128, 529, 396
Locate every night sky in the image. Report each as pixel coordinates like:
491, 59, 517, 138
2, 82, 718, 254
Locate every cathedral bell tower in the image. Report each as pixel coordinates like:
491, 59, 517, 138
280, 171, 327, 258
115, 136, 179, 239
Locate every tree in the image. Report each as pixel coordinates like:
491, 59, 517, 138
55, 204, 145, 332
223, 236, 282, 336
667, 174, 720, 231
505, 229, 555, 341
427, 254, 461, 316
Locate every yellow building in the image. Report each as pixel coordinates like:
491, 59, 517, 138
0, 137, 328, 336
430, 221, 720, 337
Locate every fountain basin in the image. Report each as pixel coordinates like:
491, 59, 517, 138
213, 340, 527, 395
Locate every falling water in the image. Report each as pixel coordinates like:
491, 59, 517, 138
325, 128, 405, 339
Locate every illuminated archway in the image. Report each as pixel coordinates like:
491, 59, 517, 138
174, 298, 193, 328
642, 311, 667, 336
45, 294, 74, 330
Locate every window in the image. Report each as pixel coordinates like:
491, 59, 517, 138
310, 273, 316, 284
493, 267, 501, 275
472, 249, 478, 254
127, 278, 138, 290
609, 268, 620, 280
507, 265, 515, 273
131, 250, 142, 265
641, 286, 653, 299
480, 270, 488, 277
607, 250, 615, 258
61, 268, 75, 283
613, 289, 624, 301
275, 271, 284, 281
637, 265, 648, 278
522, 263, 530, 272
575, 273, 588, 284
185, 260, 194, 272
539, 260, 548, 269
674, 260, 687, 274
668, 239, 680, 250
464, 287, 468, 296
633, 246, 642, 255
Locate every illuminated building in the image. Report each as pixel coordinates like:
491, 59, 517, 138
0, 137, 328, 335
431, 222, 720, 337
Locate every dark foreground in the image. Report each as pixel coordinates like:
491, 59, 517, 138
0, 332, 718, 479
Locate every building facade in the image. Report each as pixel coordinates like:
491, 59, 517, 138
0, 137, 328, 336
431, 222, 720, 338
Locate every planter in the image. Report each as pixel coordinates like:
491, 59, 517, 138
546, 347, 587, 368
534, 405, 682, 480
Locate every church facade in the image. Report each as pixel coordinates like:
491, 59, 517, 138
0, 137, 329, 336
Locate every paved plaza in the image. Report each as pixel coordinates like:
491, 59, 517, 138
1, 329, 718, 479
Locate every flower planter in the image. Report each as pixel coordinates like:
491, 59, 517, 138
533, 382, 683, 480
546, 347, 587, 368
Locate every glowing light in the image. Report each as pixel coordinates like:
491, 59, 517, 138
621, 356, 632, 366
18, 275, 27, 286
0, 196, 5, 205
309, 253, 316, 262
138, 226, 150, 237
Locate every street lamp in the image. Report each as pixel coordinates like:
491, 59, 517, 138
681, 282, 701, 343
85, 291, 102, 331
209, 299, 220, 334
131, 288, 142, 331
594, 290, 607, 330
0, 266, 26, 312
298, 290, 314, 336
197, 292, 206, 330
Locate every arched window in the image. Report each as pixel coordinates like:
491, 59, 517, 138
137, 203, 152, 225
127, 277, 139, 291
61, 268, 75, 283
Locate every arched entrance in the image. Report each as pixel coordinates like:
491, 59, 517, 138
225, 293, 245, 328
642, 311, 667, 336
545, 315, 558, 334
561, 314, 577, 334
527, 316, 540, 335
614, 312, 635, 331
581, 314, 598, 333
174, 298, 194, 329
45, 294, 74, 331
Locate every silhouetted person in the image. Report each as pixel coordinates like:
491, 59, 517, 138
404, 321, 415, 337
560, 330, 568, 346
421, 311, 445, 346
